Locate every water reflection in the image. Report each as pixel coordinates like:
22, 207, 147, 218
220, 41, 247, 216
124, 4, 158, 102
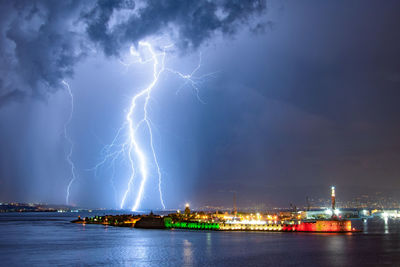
134, 245, 148, 260
206, 233, 212, 257
384, 217, 389, 234
127, 237, 149, 263
326, 234, 346, 266
183, 239, 193, 266
363, 218, 368, 233
2, 214, 400, 266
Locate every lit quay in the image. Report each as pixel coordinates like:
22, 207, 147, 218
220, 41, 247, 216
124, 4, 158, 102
72, 186, 364, 233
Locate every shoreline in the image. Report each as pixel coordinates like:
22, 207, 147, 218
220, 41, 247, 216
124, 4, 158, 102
72, 213, 360, 233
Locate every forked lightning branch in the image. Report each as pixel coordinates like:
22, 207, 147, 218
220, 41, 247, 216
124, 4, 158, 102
86, 41, 212, 211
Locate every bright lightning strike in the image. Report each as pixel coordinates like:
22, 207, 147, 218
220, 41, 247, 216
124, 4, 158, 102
121, 41, 166, 212
62, 80, 77, 205
95, 41, 213, 211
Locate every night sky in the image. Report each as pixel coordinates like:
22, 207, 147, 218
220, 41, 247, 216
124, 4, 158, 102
1, 0, 400, 210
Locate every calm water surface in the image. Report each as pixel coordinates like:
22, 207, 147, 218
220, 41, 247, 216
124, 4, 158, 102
0, 212, 400, 266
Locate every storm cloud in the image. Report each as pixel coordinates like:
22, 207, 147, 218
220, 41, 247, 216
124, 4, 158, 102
0, 0, 266, 106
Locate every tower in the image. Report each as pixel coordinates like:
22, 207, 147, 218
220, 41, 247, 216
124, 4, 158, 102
331, 186, 336, 211
233, 192, 237, 217
184, 203, 191, 216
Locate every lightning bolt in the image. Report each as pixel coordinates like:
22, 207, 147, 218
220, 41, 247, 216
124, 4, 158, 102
121, 41, 166, 212
62, 80, 77, 205
95, 41, 214, 211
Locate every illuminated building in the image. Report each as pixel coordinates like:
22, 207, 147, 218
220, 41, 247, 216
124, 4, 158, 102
184, 203, 191, 216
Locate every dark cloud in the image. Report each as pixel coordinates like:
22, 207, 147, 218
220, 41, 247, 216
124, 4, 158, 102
0, 0, 86, 102
0, 0, 266, 106
84, 0, 266, 55
0, 88, 25, 108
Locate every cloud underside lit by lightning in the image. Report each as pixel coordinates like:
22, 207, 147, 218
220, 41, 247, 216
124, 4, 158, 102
93, 41, 214, 212
62, 80, 77, 205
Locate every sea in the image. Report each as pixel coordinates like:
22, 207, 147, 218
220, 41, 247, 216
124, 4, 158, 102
0, 211, 399, 266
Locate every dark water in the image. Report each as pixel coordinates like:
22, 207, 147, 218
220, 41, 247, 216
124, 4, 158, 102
1, 212, 400, 266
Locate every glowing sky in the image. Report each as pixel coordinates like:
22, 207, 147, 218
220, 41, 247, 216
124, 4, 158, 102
1, 0, 400, 209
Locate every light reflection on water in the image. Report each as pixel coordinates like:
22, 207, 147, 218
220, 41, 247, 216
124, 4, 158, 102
183, 239, 193, 266
384, 217, 389, 234
206, 232, 212, 258
0, 213, 399, 266
363, 218, 368, 233
325, 234, 346, 266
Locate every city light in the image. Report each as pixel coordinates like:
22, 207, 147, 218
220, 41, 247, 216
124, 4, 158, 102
226, 220, 267, 225
325, 209, 333, 216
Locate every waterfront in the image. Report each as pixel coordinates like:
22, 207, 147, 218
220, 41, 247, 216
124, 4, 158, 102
1, 212, 400, 266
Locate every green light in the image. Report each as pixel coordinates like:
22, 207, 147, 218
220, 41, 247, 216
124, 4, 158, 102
164, 219, 220, 230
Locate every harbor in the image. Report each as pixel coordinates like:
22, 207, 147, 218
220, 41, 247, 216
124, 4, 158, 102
72, 186, 359, 233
